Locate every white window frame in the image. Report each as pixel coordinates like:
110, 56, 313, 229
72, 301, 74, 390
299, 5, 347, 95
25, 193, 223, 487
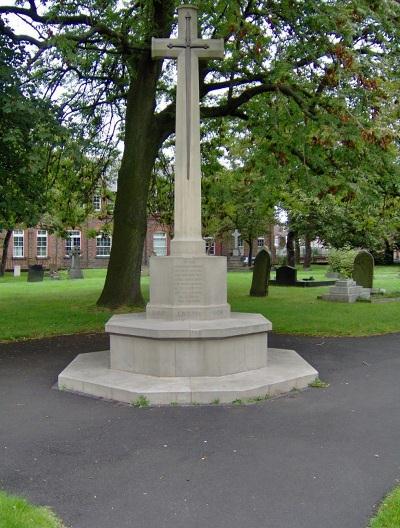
13, 229, 24, 258
205, 237, 215, 255
93, 195, 101, 212
36, 229, 48, 258
65, 230, 81, 256
238, 236, 244, 248
153, 232, 167, 256
96, 233, 112, 257
257, 237, 265, 248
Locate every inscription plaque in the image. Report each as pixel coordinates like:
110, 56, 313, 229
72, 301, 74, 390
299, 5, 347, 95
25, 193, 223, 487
173, 262, 204, 304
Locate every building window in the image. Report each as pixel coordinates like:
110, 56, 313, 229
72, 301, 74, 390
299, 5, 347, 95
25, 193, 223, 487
205, 237, 215, 255
96, 233, 112, 257
93, 195, 101, 212
274, 236, 280, 247
238, 236, 244, 248
65, 230, 81, 255
37, 229, 48, 258
153, 232, 167, 256
13, 230, 24, 257
257, 237, 265, 248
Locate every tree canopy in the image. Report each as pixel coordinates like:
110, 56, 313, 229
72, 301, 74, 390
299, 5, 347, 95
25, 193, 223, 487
1, 1, 400, 304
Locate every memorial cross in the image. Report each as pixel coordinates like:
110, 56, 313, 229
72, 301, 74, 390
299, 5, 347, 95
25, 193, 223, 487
152, 5, 224, 256
232, 229, 241, 256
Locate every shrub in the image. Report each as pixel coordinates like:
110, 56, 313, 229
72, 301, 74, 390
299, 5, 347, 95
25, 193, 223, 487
328, 247, 358, 278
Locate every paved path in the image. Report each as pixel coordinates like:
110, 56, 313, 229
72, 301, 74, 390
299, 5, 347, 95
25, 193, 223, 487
1, 332, 399, 528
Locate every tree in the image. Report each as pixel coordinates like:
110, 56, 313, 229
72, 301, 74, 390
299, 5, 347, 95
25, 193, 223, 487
2, 1, 400, 305
0, 35, 55, 274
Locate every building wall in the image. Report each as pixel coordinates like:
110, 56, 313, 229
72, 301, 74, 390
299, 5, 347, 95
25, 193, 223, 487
3, 217, 281, 271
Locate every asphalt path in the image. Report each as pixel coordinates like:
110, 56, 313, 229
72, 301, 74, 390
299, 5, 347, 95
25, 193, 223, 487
0, 331, 399, 528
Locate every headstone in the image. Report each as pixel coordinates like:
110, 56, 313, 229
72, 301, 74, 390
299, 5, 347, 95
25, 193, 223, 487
27, 264, 44, 282
250, 249, 271, 297
276, 265, 297, 286
232, 229, 241, 257
13, 265, 21, 277
69, 247, 83, 279
352, 250, 374, 289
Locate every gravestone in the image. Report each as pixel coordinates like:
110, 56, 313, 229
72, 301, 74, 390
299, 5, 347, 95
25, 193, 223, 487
276, 265, 297, 286
250, 249, 271, 297
352, 250, 374, 289
232, 229, 241, 257
27, 264, 44, 282
13, 265, 21, 277
68, 248, 83, 279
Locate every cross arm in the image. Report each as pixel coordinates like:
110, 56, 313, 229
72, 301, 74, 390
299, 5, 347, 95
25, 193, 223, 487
151, 37, 182, 59
193, 38, 224, 59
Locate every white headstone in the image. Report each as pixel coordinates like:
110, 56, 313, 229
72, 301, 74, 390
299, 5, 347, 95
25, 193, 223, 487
13, 265, 21, 277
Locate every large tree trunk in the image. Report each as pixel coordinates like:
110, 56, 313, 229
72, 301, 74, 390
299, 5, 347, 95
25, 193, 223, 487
0, 229, 12, 276
97, 2, 174, 308
303, 234, 312, 269
247, 238, 253, 267
97, 67, 164, 306
286, 230, 296, 267
295, 237, 301, 265
383, 238, 394, 265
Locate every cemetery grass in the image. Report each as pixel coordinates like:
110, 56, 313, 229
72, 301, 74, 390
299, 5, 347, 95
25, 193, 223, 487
0, 490, 65, 528
0, 266, 399, 341
368, 486, 400, 528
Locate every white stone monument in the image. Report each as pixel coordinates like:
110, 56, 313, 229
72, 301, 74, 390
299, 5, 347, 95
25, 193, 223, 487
59, 5, 317, 405
232, 229, 241, 257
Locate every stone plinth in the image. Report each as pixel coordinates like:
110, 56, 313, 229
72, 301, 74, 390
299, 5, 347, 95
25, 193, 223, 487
321, 279, 370, 303
107, 313, 270, 377
146, 255, 230, 320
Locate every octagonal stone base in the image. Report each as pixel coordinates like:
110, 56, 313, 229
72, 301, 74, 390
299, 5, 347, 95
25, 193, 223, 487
58, 348, 318, 405
106, 312, 271, 377
59, 312, 318, 405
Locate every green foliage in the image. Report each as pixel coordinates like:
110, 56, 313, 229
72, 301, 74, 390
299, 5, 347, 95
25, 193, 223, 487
309, 378, 330, 389
131, 395, 150, 408
0, 490, 65, 528
2, 0, 400, 306
328, 248, 358, 278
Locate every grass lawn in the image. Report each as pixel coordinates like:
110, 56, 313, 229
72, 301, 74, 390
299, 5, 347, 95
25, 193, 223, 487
0, 265, 399, 341
369, 487, 400, 528
0, 490, 64, 528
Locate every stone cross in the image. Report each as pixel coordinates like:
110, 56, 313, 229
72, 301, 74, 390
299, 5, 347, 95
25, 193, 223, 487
232, 229, 241, 256
152, 5, 224, 256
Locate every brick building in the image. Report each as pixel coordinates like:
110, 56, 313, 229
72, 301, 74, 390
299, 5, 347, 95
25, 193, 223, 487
2, 192, 286, 270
